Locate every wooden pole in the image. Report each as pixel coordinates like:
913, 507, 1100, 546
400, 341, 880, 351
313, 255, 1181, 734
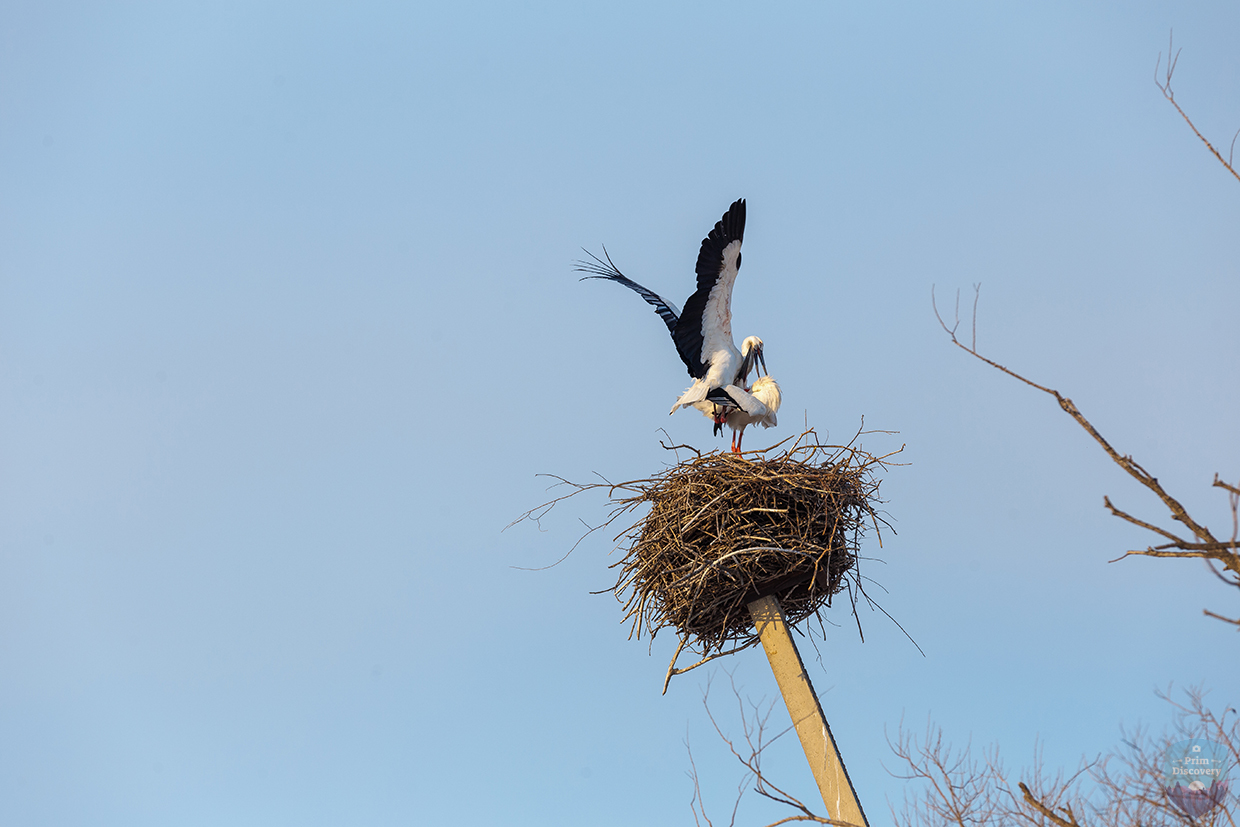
747, 594, 869, 827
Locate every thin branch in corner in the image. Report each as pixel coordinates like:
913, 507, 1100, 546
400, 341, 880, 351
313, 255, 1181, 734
688, 673, 861, 827
891, 687, 1238, 826
1155, 32, 1240, 185
932, 283, 1239, 624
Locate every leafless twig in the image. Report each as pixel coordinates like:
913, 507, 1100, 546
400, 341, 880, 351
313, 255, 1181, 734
932, 285, 1239, 627
887, 718, 1095, 827
1155, 33, 1240, 184
890, 686, 1236, 827
689, 673, 863, 827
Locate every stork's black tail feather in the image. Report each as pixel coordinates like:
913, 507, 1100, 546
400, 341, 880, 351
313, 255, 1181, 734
706, 386, 740, 407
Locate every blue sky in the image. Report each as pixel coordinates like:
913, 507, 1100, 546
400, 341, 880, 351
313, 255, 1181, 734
1, 2, 1238, 824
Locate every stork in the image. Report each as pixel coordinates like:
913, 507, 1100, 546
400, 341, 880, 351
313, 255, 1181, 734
725, 374, 782, 453
578, 198, 778, 444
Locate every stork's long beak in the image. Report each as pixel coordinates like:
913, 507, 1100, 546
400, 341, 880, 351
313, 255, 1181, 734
756, 348, 767, 377
739, 342, 764, 383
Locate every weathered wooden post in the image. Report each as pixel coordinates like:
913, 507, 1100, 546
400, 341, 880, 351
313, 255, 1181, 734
516, 431, 892, 824
747, 594, 869, 827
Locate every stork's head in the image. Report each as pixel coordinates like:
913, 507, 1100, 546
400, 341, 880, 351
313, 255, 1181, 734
739, 336, 766, 381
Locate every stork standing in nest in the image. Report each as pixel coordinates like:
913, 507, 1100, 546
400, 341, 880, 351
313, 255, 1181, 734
578, 198, 782, 450
726, 373, 781, 453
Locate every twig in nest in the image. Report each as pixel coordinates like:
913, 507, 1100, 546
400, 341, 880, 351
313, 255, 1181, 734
511, 429, 903, 687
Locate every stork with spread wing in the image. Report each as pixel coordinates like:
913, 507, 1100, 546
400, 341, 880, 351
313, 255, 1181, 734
578, 199, 782, 451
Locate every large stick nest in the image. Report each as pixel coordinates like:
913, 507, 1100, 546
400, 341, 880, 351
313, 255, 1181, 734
518, 430, 898, 682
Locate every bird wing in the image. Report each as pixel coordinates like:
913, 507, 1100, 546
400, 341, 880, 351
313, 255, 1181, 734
715, 384, 768, 417
576, 249, 681, 336
673, 199, 746, 379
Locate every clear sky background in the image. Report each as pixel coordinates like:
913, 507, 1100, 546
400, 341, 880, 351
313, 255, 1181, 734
2, 2, 1238, 825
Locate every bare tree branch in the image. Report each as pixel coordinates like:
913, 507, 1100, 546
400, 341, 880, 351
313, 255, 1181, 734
1019, 782, 1087, 827
932, 284, 1240, 625
688, 673, 864, 827
890, 687, 1236, 827
1203, 608, 1240, 629
1155, 32, 1240, 185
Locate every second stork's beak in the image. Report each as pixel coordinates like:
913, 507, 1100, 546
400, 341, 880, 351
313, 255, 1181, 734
739, 337, 766, 382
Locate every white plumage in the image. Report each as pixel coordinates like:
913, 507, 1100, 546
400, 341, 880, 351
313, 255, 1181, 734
725, 374, 782, 453
578, 199, 783, 447
685, 335, 772, 430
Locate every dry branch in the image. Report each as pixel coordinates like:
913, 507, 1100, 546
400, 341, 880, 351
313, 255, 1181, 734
890, 687, 1237, 827
933, 286, 1240, 628
1156, 33, 1240, 185
690, 673, 862, 827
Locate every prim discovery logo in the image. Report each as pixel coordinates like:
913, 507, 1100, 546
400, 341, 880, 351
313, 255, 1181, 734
1164, 739, 1232, 818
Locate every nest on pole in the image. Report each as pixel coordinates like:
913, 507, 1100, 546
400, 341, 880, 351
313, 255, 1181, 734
516, 429, 897, 688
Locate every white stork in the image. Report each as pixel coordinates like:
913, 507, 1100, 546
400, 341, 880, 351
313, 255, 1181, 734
578, 198, 779, 448
725, 374, 782, 453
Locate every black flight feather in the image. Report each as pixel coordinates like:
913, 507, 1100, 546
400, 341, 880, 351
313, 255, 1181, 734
672, 198, 746, 379
705, 386, 740, 406
576, 248, 681, 338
